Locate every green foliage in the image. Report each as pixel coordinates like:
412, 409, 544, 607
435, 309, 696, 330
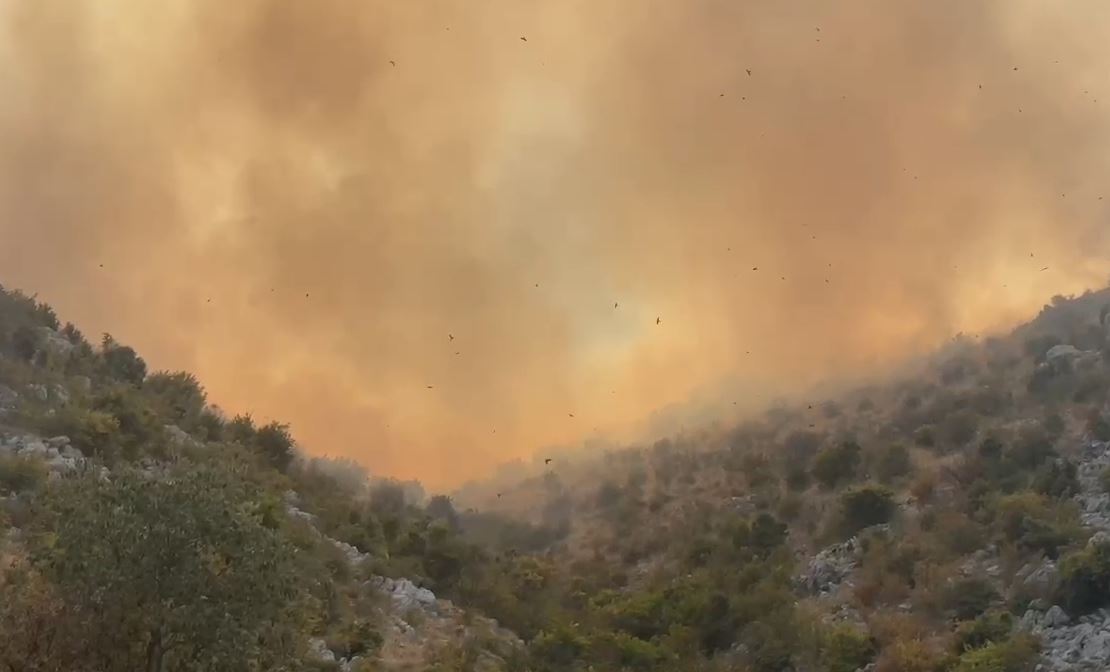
0, 454, 48, 493
942, 577, 999, 620
225, 414, 297, 472
256, 421, 297, 471
143, 371, 207, 430
1032, 459, 1079, 499
992, 491, 1081, 558
812, 441, 862, 489
29, 465, 310, 671
953, 611, 1013, 653
100, 334, 147, 384
840, 484, 896, 535
33, 405, 121, 461
1058, 538, 1110, 614
951, 634, 1039, 672
818, 624, 875, 672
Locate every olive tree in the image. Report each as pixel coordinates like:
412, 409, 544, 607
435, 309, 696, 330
32, 465, 309, 672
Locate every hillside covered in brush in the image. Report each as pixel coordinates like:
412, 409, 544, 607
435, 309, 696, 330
4, 282, 1110, 672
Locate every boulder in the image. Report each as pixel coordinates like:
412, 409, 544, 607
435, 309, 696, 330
1046, 344, 1083, 363
1045, 605, 1071, 627
307, 638, 336, 663
0, 385, 17, 409
163, 424, 196, 448
798, 537, 862, 595
370, 576, 438, 613
45, 436, 70, 449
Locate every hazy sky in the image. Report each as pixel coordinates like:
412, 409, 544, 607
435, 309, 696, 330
2, 1, 1109, 488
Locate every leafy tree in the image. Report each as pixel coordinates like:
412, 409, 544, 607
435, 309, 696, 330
144, 371, 207, 429
876, 444, 913, 483
255, 421, 296, 472
427, 494, 461, 531
31, 465, 309, 671
101, 334, 147, 384
812, 441, 862, 489
840, 485, 896, 534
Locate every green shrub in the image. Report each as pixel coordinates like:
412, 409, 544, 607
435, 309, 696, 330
33, 406, 121, 462
812, 441, 862, 489
992, 492, 1080, 558
1058, 538, 1110, 614
819, 624, 875, 672
1032, 459, 1079, 499
951, 634, 1039, 672
840, 485, 896, 535
953, 611, 1013, 653
100, 334, 147, 385
943, 577, 999, 620
0, 455, 48, 493
143, 371, 207, 429
875, 638, 947, 672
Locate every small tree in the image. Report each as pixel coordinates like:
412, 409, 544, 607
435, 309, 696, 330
144, 371, 207, 429
255, 421, 296, 472
812, 441, 862, 489
840, 485, 896, 535
101, 334, 147, 384
34, 465, 308, 671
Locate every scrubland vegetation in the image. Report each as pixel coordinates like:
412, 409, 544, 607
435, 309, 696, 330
3, 284, 1110, 671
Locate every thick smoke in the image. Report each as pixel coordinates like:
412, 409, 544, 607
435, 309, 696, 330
1, 0, 1108, 487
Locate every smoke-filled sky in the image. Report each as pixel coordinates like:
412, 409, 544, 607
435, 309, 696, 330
2, 1, 1109, 488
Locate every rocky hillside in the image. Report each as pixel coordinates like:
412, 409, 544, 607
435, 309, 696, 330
0, 284, 526, 671
5, 281, 1110, 672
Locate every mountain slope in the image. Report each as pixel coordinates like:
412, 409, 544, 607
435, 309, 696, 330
4, 282, 1110, 671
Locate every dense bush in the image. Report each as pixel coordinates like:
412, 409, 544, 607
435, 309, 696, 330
840, 485, 896, 535
819, 624, 875, 672
942, 577, 999, 620
0, 454, 48, 493
953, 611, 1013, 653
812, 441, 862, 489
951, 634, 1039, 672
1057, 538, 1110, 614
9, 464, 312, 671
100, 334, 147, 384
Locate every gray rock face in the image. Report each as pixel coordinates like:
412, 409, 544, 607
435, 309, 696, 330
1046, 344, 1083, 362
1076, 441, 1110, 531
163, 424, 196, 449
798, 537, 862, 595
1020, 604, 1110, 671
25, 384, 48, 402
369, 576, 438, 613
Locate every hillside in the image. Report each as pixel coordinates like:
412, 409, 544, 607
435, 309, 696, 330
3, 282, 1110, 672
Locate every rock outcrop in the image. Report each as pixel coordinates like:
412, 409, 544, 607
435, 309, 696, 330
1019, 603, 1110, 671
